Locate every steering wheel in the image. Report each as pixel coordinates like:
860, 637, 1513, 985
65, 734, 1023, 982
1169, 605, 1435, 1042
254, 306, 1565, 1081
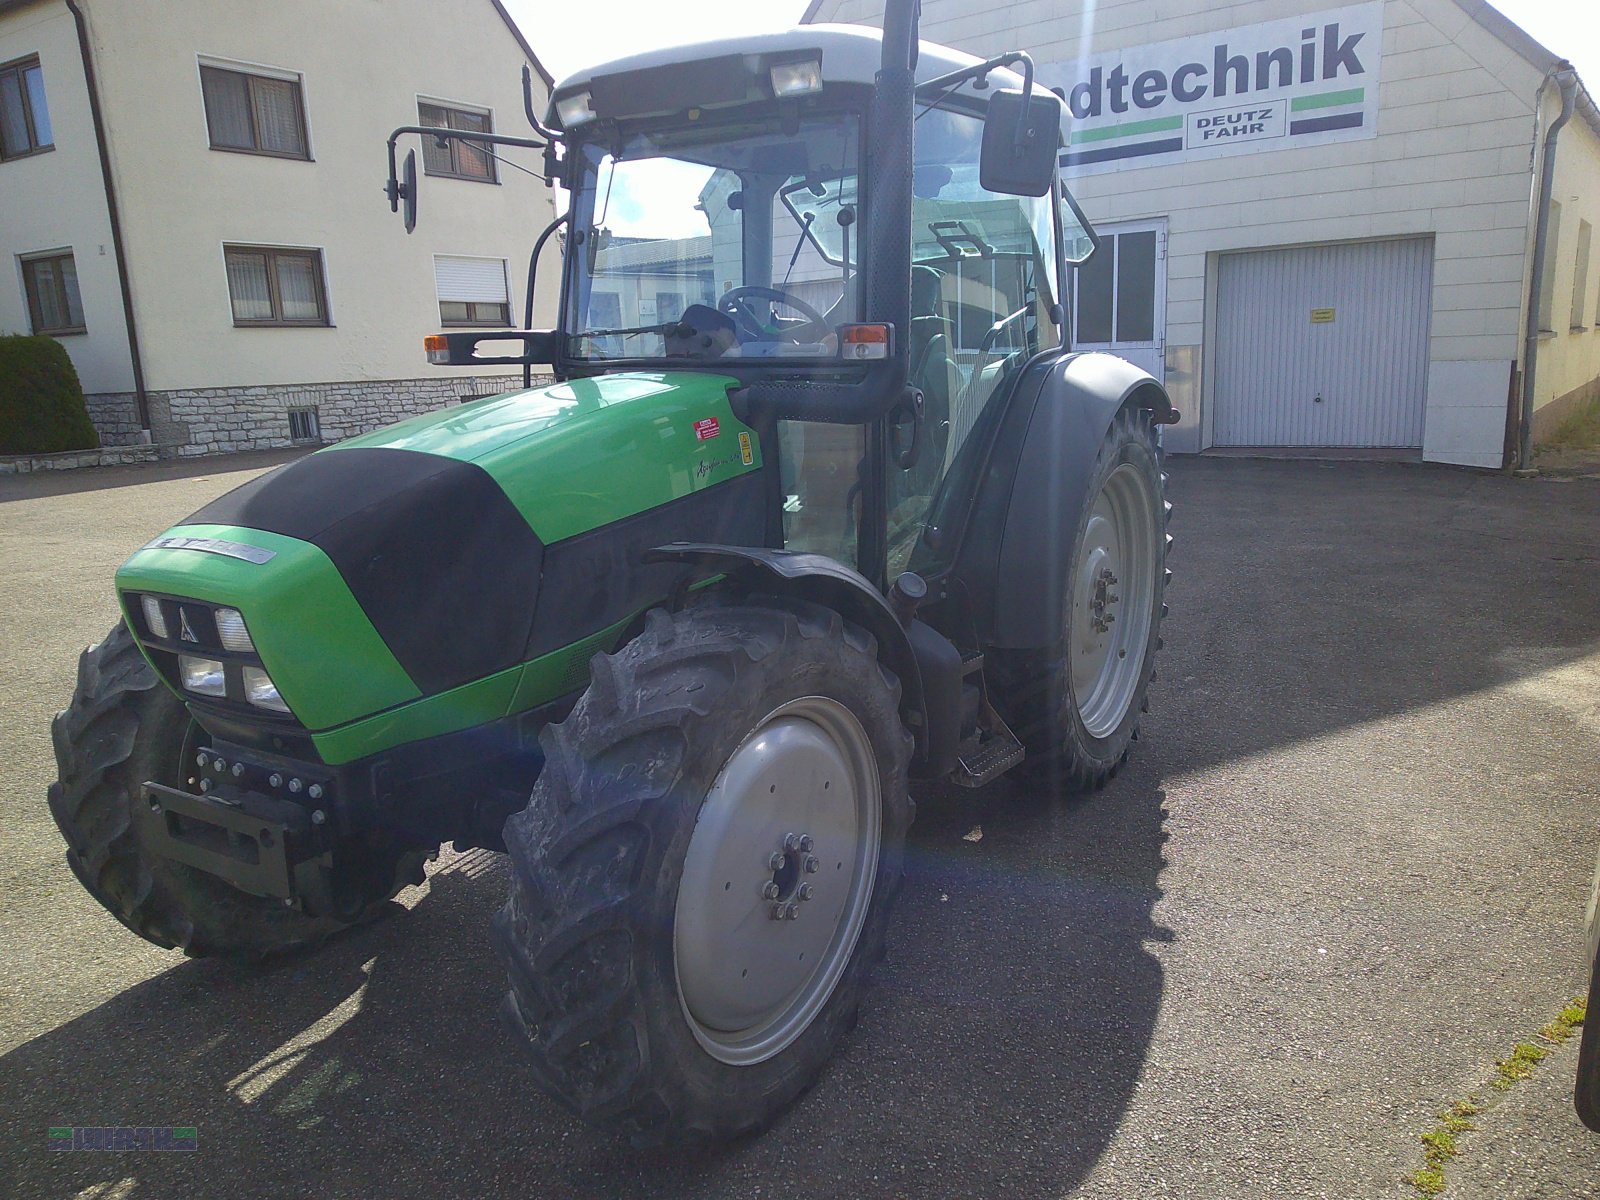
717, 285, 828, 341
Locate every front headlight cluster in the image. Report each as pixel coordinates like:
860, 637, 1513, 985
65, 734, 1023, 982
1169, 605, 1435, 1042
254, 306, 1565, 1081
138, 595, 291, 715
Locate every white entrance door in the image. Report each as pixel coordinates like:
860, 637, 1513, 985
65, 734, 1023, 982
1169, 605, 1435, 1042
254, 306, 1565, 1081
1213, 238, 1434, 447
1072, 219, 1166, 382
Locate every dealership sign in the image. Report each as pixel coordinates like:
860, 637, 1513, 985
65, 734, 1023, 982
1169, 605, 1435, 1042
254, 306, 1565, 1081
1042, 2, 1383, 176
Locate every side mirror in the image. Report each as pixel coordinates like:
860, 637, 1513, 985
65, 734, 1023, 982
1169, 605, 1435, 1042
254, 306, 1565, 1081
401, 149, 418, 234
979, 88, 1061, 197
386, 149, 419, 233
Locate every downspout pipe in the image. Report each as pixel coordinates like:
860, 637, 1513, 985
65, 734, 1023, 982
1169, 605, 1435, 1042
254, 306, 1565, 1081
66, 0, 150, 436
1519, 65, 1577, 471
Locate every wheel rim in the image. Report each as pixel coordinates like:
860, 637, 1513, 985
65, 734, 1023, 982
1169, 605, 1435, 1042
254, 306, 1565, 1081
1069, 461, 1159, 740
674, 696, 881, 1066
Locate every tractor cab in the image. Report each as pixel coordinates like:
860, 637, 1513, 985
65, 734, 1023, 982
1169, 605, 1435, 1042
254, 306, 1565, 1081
407, 23, 1096, 591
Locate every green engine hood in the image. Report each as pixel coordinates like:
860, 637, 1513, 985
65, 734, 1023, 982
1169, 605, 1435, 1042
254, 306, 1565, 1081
115, 372, 765, 763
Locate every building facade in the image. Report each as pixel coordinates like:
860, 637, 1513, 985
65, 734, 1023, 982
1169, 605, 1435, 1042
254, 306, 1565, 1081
807, 0, 1600, 467
0, 0, 561, 456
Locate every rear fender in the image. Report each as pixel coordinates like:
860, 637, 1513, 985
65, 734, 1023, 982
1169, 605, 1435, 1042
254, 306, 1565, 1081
956, 351, 1175, 649
643, 544, 957, 774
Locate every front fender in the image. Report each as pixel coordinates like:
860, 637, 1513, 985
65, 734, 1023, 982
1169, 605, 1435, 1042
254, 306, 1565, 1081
643, 544, 957, 774
956, 351, 1175, 649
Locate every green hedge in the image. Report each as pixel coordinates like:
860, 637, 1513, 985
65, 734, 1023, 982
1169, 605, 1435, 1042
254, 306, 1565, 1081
0, 334, 100, 455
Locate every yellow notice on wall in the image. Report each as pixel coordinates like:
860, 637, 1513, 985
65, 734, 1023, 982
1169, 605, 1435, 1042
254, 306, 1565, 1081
1311, 308, 1336, 324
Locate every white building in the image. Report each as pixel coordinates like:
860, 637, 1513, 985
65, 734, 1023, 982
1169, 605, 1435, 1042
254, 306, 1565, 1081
0, 0, 561, 456
807, 0, 1600, 467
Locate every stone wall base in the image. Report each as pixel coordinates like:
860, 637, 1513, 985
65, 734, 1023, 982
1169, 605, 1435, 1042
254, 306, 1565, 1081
149, 374, 547, 456
82, 392, 147, 447
0, 445, 160, 474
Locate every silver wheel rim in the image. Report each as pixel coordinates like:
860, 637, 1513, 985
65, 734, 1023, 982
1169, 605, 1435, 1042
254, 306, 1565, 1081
1069, 461, 1159, 740
674, 696, 881, 1066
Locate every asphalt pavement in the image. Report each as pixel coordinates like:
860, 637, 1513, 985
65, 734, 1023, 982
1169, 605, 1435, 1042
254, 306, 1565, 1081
1, 452, 1597, 1198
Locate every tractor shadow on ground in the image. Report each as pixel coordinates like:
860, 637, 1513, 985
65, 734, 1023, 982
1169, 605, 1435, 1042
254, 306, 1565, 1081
0, 770, 1168, 1200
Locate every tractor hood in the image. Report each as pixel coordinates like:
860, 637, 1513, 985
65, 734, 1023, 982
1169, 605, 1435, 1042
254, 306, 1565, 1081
115, 372, 766, 763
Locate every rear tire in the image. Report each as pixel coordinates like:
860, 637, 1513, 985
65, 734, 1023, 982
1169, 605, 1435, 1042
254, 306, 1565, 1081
47, 622, 394, 958
989, 404, 1169, 792
493, 597, 913, 1145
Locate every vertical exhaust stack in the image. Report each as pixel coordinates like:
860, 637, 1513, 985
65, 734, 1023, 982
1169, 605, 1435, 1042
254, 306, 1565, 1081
863, 0, 921, 390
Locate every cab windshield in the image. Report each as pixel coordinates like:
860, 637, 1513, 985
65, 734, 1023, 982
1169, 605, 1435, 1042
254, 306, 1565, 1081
566, 112, 862, 362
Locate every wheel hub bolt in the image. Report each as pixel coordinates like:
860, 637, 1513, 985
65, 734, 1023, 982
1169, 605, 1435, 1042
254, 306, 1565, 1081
786, 903, 800, 920
308, 784, 324, 801
199, 779, 210, 793
231, 763, 244, 778
288, 779, 303, 794
797, 834, 813, 852
771, 903, 789, 920
269, 773, 283, 789
762, 881, 780, 900
783, 833, 802, 852
311, 810, 327, 826
195, 752, 209, 768
768, 851, 786, 871
804, 855, 820, 873
797, 883, 813, 901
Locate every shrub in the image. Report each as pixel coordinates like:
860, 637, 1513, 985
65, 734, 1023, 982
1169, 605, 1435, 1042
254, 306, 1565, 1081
0, 334, 100, 455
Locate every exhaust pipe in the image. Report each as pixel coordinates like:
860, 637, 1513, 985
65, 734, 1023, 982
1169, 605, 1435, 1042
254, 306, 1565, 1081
862, 0, 920, 382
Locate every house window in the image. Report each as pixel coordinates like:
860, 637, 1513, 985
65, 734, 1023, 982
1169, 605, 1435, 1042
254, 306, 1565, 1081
224, 246, 329, 326
1538, 200, 1562, 333
418, 102, 495, 182
434, 255, 510, 326
0, 55, 52, 160
1573, 220, 1593, 331
200, 63, 309, 159
287, 406, 320, 443
21, 250, 84, 335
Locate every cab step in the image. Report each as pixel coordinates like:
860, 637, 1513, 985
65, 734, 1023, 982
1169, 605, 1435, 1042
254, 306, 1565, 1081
951, 709, 1025, 789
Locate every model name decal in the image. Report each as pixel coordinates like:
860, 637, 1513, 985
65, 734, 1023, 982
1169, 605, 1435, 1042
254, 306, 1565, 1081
142, 535, 276, 564
1043, 2, 1381, 176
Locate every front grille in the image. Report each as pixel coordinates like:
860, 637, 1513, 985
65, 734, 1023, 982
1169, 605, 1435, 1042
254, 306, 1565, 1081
125, 591, 306, 731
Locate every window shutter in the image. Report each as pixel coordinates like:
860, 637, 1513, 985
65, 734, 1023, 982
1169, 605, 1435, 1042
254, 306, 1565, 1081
434, 257, 508, 304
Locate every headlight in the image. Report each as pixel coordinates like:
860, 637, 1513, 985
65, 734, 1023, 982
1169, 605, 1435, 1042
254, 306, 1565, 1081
556, 89, 595, 127
179, 655, 226, 697
215, 607, 255, 653
769, 56, 824, 99
241, 665, 290, 714
141, 595, 169, 640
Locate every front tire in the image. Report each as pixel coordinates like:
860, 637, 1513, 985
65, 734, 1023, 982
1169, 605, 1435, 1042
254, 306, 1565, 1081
47, 622, 396, 958
493, 597, 913, 1144
990, 404, 1170, 792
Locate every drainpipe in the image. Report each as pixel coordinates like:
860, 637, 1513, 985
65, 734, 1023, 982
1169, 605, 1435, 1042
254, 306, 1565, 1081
66, 0, 150, 437
1518, 66, 1577, 472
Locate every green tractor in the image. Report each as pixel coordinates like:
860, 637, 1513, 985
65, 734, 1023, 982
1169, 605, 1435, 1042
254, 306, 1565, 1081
47, 1, 1175, 1143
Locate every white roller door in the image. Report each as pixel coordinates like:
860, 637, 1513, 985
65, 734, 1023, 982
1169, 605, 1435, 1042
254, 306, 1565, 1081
1213, 238, 1433, 448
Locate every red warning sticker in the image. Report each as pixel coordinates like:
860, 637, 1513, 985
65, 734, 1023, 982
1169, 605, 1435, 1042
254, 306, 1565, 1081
694, 417, 721, 441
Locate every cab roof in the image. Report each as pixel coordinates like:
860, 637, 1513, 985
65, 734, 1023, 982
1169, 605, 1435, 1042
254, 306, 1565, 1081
547, 23, 1027, 126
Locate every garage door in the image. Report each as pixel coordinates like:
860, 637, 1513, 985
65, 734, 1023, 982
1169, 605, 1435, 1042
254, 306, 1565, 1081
1213, 238, 1434, 448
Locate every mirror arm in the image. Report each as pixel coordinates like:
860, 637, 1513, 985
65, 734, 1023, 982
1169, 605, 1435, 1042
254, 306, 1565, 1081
1010, 53, 1036, 151
916, 51, 1032, 101
523, 211, 570, 388
521, 65, 562, 142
